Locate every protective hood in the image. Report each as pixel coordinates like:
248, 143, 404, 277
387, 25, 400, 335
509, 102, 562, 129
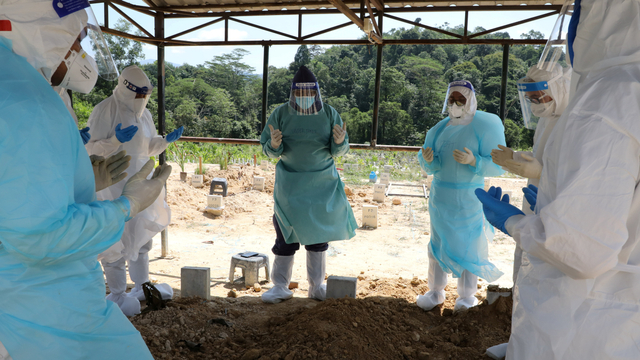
0, 0, 87, 83
570, 0, 640, 75
289, 65, 323, 115
527, 62, 572, 117
114, 65, 152, 119
442, 80, 477, 125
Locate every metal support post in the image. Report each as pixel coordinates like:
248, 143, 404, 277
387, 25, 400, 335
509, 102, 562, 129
371, 9, 383, 146
499, 44, 510, 121
156, 11, 169, 258
261, 45, 269, 133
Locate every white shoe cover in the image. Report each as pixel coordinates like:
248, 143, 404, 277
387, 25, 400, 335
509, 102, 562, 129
486, 343, 508, 359
106, 292, 141, 317
307, 251, 326, 301
128, 248, 150, 301
453, 295, 478, 313
416, 290, 445, 311
262, 255, 294, 304
128, 283, 174, 301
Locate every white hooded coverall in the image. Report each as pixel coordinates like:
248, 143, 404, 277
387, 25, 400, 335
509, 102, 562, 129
507, 0, 640, 358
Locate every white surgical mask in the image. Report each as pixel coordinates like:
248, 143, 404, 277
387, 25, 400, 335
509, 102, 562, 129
531, 101, 555, 118
58, 49, 98, 94
449, 104, 465, 118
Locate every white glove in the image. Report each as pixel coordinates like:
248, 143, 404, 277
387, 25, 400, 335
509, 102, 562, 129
121, 160, 172, 219
268, 124, 282, 149
453, 147, 476, 167
422, 146, 434, 163
491, 145, 514, 167
504, 153, 542, 179
332, 123, 347, 145
91, 150, 131, 192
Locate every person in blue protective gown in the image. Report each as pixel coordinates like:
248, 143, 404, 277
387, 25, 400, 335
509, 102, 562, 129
0, 1, 170, 359
416, 80, 506, 313
260, 65, 357, 304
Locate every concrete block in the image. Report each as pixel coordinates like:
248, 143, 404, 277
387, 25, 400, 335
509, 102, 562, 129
253, 176, 265, 191
373, 184, 386, 203
383, 165, 393, 173
326, 276, 357, 299
181, 267, 210, 300
207, 195, 222, 208
192, 174, 204, 188
260, 160, 268, 170
362, 205, 378, 228
380, 172, 391, 185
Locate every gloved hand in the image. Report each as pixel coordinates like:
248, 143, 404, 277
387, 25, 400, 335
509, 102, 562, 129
475, 186, 525, 236
268, 124, 282, 149
505, 154, 543, 179
79, 127, 91, 145
166, 126, 184, 143
453, 147, 476, 167
121, 160, 172, 219
422, 146, 434, 163
91, 150, 131, 192
522, 184, 538, 212
332, 123, 347, 145
491, 145, 514, 167
115, 123, 138, 144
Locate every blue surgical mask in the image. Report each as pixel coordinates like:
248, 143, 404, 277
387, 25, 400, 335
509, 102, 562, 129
296, 96, 315, 110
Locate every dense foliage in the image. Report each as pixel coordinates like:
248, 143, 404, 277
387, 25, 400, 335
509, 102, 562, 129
75, 20, 548, 149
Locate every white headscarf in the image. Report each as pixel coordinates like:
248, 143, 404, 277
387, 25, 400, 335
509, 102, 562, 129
446, 80, 477, 126
526, 62, 572, 118
0, 0, 87, 82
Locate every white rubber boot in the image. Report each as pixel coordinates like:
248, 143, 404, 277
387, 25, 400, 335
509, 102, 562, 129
486, 343, 508, 359
127, 249, 174, 301
417, 249, 447, 311
262, 255, 294, 304
453, 270, 479, 313
307, 251, 326, 301
103, 258, 141, 317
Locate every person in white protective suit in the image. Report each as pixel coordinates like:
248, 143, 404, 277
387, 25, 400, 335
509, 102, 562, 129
0, 0, 170, 359
86, 65, 184, 316
485, 63, 571, 360
475, 0, 640, 358
491, 62, 571, 283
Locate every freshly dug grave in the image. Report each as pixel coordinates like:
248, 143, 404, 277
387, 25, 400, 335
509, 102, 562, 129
132, 278, 511, 360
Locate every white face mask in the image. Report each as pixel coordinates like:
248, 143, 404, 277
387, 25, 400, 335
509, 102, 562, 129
449, 104, 465, 118
58, 49, 98, 94
134, 96, 150, 119
531, 101, 555, 118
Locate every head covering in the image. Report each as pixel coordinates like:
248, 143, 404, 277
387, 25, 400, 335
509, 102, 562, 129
289, 65, 323, 115
526, 62, 572, 117
443, 80, 478, 125
0, 0, 87, 83
114, 65, 152, 119
569, 0, 640, 75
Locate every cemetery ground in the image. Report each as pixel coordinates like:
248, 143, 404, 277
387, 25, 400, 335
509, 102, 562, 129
121, 161, 527, 359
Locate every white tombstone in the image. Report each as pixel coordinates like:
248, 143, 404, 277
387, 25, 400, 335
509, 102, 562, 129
192, 174, 204, 188
205, 195, 224, 216
260, 160, 268, 170
380, 172, 391, 185
362, 205, 378, 228
383, 165, 393, 173
373, 184, 386, 203
253, 176, 265, 191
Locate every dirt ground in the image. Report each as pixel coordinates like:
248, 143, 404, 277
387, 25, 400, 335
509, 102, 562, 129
122, 161, 527, 359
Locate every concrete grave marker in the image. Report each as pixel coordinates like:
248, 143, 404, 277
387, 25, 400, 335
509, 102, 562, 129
326, 276, 358, 299
253, 176, 265, 191
380, 172, 391, 185
192, 174, 204, 188
362, 205, 378, 228
373, 184, 386, 203
383, 165, 393, 173
260, 160, 268, 170
181, 267, 210, 300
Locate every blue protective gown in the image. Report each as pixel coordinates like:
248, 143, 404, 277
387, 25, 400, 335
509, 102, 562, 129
0, 39, 153, 359
260, 103, 357, 245
418, 111, 506, 282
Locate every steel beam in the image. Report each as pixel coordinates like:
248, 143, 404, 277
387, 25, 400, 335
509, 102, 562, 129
177, 137, 420, 152
371, 9, 383, 147
155, 11, 168, 258
261, 45, 269, 133
500, 44, 510, 122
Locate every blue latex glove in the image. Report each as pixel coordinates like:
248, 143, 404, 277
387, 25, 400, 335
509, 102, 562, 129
79, 127, 90, 145
475, 186, 525, 236
522, 184, 538, 212
166, 126, 184, 143
115, 123, 138, 143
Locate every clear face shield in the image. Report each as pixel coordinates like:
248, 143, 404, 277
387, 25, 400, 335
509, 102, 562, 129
441, 80, 474, 118
517, 78, 555, 130
123, 79, 153, 118
289, 82, 323, 116
537, 1, 575, 73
